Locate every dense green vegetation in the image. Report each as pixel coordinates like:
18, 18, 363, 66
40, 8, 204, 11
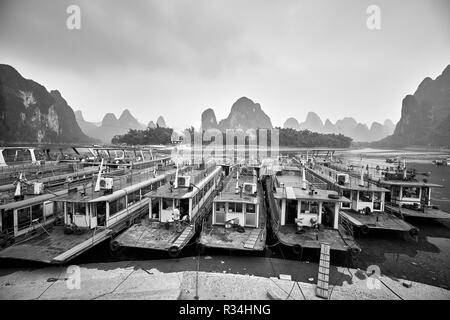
278, 127, 352, 148
112, 127, 173, 145
112, 126, 352, 148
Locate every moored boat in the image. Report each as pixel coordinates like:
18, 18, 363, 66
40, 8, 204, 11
306, 162, 419, 237
112, 161, 223, 258
265, 165, 360, 260
199, 165, 267, 252
0, 157, 175, 263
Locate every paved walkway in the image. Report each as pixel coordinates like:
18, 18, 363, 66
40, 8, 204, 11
0, 260, 449, 300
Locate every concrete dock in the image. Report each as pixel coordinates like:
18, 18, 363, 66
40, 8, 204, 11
1, 259, 449, 300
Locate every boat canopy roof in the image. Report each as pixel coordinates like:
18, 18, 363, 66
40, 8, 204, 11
55, 171, 170, 203
214, 168, 260, 205
274, 186, 350, 203
379, 180, 443, 188
146, 166, 222, 200
0, 189, 67, 211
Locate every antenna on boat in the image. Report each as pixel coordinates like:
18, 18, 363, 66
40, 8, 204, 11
302, 167, 307, 190
94, 159, 104, 192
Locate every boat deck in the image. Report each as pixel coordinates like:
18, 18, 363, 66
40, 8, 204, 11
114, 218, 194, 251
385, 204, 450, 220
200, 225, 266, 251
0, 226, 111, 264
340, 210, 415, 232
276, 224, 360, 253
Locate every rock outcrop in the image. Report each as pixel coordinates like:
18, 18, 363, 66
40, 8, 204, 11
0, 64, 95, 144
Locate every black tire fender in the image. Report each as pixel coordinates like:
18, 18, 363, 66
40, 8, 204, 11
168, 245, 180, 258
360, 225, 369, 235
409, 227, 419, 237
292, 244, 302, 255
109, 240, 120, 252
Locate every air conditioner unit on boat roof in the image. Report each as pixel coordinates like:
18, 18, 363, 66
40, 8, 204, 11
177, 176, 191, 187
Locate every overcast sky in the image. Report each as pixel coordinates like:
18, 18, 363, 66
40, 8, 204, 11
1, 0, 449, 130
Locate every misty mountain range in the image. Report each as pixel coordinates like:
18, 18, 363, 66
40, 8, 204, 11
1, 63, 448, 147
283, 113, 395, 142
75, 110, 169, 143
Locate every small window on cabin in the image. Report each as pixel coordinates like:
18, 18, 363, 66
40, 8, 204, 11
54, 202, 64, 215
393, 187, 400, 197
128, 191, 140, 205
352, 191, 357, 200
343, 190, 351, 199
109, 200, 118, 216
300, 202, 309, 213
118, 197, 126, 211
31, 204, 43, 222
246, 204, 255, 214
216, 202, 225, 212
374, 192, 382, 201
17, 207, 31, 231
74, 203, 86, 215
359, 191, 372, 202
162, 198, 173, 210
403, 187, 420, 198
227, 203, 235, 213
310, 202, 319, 214
235, 203, 243, 213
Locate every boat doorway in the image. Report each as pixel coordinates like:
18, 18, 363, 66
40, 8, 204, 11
286, 200, 298, 224
179, 199, 190, 220
96, 202, 107, 227
322, 202, 336, 228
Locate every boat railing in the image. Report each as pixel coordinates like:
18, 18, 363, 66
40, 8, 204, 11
338, 212, 354, 238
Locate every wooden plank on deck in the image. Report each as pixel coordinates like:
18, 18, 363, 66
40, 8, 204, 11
316, 242, 331, 299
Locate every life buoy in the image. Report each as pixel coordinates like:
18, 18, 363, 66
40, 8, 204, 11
360, 225, 369, 235
168, 245, 180, 258
292, 244, 302, 255
109, 240, 120, 252
409, 228, 419, 237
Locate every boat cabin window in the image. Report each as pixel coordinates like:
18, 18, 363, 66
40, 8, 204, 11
359, 191, 372, 202
392, 186, 400, 198
54, 202, 64, 215
342, 190, 351, 208
351, 191, 357, 201
246, 204, 256, 214
227, 203, 242, 213
74, 203, 86, 215
17, 207, 31, 231
162, 198, 174, 210
31, 204, 43, 222
216, 202, 225, 212
403, 187, 420, 199
300, 201, 319, 214
142, 185, 152, 195
109, 197, 126, 217
128, 190, 141, 205
1, 209, 14, 234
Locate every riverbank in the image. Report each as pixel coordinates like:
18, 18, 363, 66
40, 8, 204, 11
1, 258, 449, 300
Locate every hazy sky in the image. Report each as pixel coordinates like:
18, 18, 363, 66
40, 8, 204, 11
1, 0, 449, 130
